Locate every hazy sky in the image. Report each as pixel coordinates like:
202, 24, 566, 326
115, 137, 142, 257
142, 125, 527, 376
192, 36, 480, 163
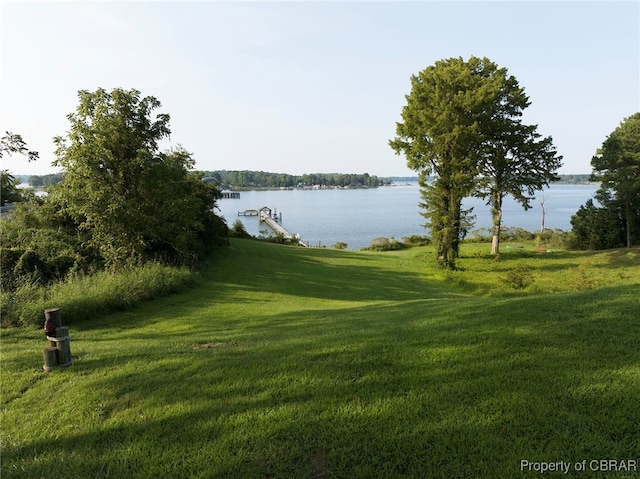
2, 1, 638, 177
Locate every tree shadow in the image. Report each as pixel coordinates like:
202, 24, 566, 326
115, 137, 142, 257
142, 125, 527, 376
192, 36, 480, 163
5, 285, 639, 478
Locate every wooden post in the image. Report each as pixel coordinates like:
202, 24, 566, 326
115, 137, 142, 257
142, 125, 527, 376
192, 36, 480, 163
45, 308, 62, 348
54, 326, 73, 367
42, 308, 73, 370
43, 347, 58, 372
44, 308, 62, 328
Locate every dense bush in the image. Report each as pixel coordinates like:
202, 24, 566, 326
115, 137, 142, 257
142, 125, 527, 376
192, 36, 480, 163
569, 197, 634, 250
505, 265, 535, 290
0, 89, 230, 328
401, 235, 431, 246
0, 262, 195, 327
49, 88, 229, 267
502, 227, 536, 242
229, 220, 252, 239
0, 199, 100, 291
362, 237, 407, 251
258, 232, 303, 246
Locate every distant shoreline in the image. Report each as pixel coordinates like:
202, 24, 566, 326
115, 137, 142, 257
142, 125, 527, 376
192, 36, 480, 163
15, 173, 598, 190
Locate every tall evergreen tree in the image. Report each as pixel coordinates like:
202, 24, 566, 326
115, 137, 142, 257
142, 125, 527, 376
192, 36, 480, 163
475, 121, 562, 254
591, 112, 640, 248
390, 57, 534, 267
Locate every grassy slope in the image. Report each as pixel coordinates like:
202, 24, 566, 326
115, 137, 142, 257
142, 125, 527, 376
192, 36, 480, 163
1, 240, 639, 478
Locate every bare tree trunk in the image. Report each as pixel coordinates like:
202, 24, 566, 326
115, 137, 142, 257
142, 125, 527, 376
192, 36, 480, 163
539, 196, 547, 233
625, 201, 632, 248
491, 192, 503, 255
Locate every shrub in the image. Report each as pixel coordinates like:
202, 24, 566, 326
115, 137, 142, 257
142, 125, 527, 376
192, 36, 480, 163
401, 235, 431, 247
466, 228, 492, 242
567, 264, 599, 291
502, 227, 535, 242
0, 262, 195, 328
568, 199, 625, 250
362, 237, 407, 251
229, 220, 252, 239
0, 202, 100, 291
505, 265, 535, 290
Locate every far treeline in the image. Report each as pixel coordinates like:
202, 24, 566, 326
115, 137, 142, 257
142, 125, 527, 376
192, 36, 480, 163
199, 171, 390, 189
24, 172, 591, 189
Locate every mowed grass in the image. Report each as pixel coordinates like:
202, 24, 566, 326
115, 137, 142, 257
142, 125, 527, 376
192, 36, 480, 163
1, 239, 639, 478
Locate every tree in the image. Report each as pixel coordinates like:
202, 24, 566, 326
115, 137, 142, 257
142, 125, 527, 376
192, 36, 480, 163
569, 197, 623, 250
475, 122, 562, 254
0, 171, 22, 206
590, 112, 640, 248
390, 56, 532, 267
52, 87, 227, 266
29, 173, 64, 187
0, 131, 39, 206
0, 131, 39, 163
539, 195, 547, 233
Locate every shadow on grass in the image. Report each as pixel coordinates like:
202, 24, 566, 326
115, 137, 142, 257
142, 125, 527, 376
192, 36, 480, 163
588, 247, 640, 269
6, 284, 639, 478
200, 239, 457, 303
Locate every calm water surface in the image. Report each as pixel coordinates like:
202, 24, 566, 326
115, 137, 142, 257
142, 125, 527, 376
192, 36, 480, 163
217, 183, 598, 250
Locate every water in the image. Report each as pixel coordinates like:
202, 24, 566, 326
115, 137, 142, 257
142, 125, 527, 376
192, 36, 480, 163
217, 183, 599, 250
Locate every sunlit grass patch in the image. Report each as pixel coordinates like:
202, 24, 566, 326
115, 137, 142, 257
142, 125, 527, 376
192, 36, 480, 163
1, 239, 639, 478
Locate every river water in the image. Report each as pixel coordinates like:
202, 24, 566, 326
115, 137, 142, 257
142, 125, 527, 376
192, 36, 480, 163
217, 183, 598, 250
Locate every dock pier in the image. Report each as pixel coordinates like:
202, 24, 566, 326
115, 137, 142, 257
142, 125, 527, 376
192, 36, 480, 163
221, 191, 241, 199
257, 207, 306, 246
238, 209, 259, 216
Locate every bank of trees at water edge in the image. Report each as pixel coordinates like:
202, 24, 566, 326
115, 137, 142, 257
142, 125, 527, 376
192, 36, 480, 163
200, 170, 389, 189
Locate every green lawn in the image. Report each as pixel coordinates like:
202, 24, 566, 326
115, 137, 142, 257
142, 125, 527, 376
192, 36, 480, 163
2, 239, 639, 478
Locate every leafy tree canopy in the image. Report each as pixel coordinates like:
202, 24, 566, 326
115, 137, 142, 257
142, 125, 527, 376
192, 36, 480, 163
0, 131, 39, 163
51, 87, 227, 266
1, 131, 39, 206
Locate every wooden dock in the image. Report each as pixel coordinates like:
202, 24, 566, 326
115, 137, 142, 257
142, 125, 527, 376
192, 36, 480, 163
258, 207, 307, 246
260, 207, 290, 238
262, 215, 292, 238
221, 191, 241, 199
238, 209, 259, 216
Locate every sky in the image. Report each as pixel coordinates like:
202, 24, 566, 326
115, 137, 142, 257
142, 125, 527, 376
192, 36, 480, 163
1, 1, 639, 177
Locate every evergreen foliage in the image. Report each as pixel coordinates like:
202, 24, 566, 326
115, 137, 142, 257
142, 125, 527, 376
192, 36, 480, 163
390, 56, 561, 266
229, 220, 253, 239
0, 171, 23, 206
570, 112, 640, 249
